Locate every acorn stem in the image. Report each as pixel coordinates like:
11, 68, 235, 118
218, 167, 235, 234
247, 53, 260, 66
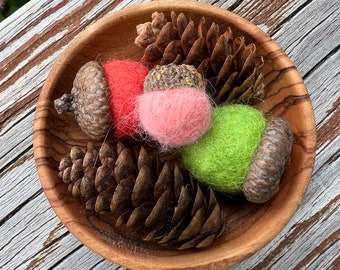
54, 93, 75, 114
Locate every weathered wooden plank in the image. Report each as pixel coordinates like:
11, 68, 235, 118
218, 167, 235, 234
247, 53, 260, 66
0, 108, 35, 170
0, 189, 123, 270
273, 0, 339, 77
0, 0, 338, 269
0, 150, 40, 222
205, 0, 242, 10
1, 193, 67, 269
51, 246, 125, 270
305, 51, 339, 127
232, 0, 298, 33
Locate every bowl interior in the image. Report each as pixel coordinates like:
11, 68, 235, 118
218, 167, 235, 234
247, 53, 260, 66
33, 1, 316, 269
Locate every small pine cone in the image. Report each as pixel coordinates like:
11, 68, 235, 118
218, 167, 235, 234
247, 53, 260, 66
58, 140, 224, 249
135, 11, 264, 105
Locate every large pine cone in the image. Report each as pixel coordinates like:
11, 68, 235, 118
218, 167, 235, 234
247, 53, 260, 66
58, 141, 224, 249
135, 11, 264, 104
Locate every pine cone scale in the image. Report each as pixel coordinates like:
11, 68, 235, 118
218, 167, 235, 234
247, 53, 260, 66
171, 185, 193, 224
110, 176, 135, 216
214, 55, 232, 89
206, 22, 219, 54
178, 207, 206, 242
145, 189, 174, 228
174, 12, 188, 37
156, 22, 178, 53
183, 38, 208, 66
126, 200, 154, 228
95, 164, 115, 193
132, 165, 154, 207
180, 20, 197, 54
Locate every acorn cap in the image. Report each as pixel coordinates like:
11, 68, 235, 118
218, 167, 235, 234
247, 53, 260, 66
144, 63, 206, 92
54, 61, 112, 140
243, 118, 293, 203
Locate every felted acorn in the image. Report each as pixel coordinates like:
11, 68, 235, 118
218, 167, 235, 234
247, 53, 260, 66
181, 104, 293, 203
137, 63, 213, 148
54, 60, 149, 140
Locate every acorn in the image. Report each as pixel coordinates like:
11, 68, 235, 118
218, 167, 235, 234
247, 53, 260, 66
181, 104, 293, 203
137, 63, 213, 148
54, 60, 149, 140
54, 61, 112, 140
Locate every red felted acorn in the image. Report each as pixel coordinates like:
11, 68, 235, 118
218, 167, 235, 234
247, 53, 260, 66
54, 60, 149, 140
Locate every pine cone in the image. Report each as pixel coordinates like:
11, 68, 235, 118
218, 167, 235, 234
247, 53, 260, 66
135, 11, 264, 104
58, 141, 224, 249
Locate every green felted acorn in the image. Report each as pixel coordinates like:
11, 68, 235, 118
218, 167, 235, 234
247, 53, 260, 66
181, 104, 293, 203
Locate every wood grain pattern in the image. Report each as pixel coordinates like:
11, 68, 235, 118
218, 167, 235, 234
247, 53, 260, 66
33, 1, 316, 269
0, 0, 338, 269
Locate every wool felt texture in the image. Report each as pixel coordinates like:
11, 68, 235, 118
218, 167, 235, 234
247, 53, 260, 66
181, 104, 266, 193
103, 60, 149, 138
137, 87, 212, 148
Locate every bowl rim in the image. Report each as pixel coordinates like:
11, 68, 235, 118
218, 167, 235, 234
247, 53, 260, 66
33, 1, 316, 269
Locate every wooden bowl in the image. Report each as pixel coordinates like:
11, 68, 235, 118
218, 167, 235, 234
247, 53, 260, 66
33, 1, 316, 269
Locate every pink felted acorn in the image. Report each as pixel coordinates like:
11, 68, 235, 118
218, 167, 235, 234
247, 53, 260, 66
137, 63, 213, 148
54, 60, 149, 140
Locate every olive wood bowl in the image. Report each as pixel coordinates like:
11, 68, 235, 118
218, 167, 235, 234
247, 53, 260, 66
33, 1, 316, 269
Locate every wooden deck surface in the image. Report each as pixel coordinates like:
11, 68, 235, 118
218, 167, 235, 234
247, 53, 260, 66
0, 0, 339, 269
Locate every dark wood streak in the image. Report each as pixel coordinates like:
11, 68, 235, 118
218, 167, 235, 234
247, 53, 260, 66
268, 93, 311, 115
44, 186, 83, 209
265, 82, 303, 105
263, 47, 293, 64
40, 178, 64, 192
263, 66, 297, 90
293, 134, 316, 155
34, 127, 92, 150
330, 256, 340, 270
25, 243, 58, 270
35, 154, 60, 169
279, 154, 315, 191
